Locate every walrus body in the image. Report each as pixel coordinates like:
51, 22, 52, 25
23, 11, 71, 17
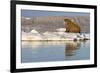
64, 19, 81, 33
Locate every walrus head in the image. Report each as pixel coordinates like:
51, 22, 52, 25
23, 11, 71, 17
64, 19, 72, 24
64, 19, 71, 28
64, 19, 71, 22
64, 19, 81, 33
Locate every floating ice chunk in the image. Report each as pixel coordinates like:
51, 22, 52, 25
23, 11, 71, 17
43, 31, 52, 35
56, 28, 66, 32
85, 34, 90, 39
43, 31, 61, 40
80, 33, 90, 40
56, 31, 65, 35
25, 17, 31, 20
43, 32, 79, 41
22, 30, 43, 40
32, 36, 43, 40
22, 34, 43, 40
22, 30, 90, 41
31, 29, 39, 34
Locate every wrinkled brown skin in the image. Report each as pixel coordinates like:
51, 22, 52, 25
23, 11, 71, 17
64, 19, 81, 33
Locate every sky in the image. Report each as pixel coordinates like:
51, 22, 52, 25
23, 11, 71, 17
21, 9, 90, 17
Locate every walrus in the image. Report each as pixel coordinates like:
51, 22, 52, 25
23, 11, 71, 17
64, 19, 81, 33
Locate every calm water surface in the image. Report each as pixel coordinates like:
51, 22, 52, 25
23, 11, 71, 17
21, 40, 90, 63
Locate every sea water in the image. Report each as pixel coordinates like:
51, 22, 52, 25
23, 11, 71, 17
21, 40, 90, 63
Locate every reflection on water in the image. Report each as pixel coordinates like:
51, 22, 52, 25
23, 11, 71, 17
21, 40, 90, 63
65, 41, 80, 56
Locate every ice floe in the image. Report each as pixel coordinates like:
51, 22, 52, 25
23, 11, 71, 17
22, 29, 90, 41
31, 29, 39, 34
56, 28, 66, 32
